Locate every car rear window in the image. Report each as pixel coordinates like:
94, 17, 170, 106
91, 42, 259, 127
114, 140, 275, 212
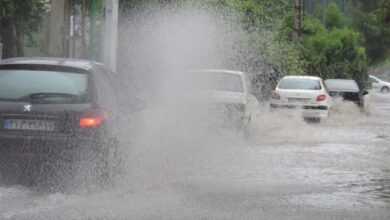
0, 69, 89, 103
189, 72, 244, 93
278, 78, 321, 90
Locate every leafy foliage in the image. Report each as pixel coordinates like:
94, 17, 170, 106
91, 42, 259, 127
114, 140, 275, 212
302, 23, 367, 83
376, 0, 390, 27
278, 3, 368, 87
325, 3, 347, 29
0, 0, 45, 57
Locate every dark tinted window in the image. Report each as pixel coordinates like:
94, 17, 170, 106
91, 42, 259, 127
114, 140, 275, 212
324, 80, 359, 92
278, 78, 321, 90
0, 69, 88, 103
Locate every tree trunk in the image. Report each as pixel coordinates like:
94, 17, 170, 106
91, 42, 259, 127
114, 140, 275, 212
293, 0, 301, 41
1, 19, 17, 58
15, 21, 25, 57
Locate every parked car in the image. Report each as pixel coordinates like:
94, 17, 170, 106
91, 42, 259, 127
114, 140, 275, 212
0, 57, 122, 185
186, 69, 259, 133
369, 75, 390, 94
324, 79, 368, 108
270, 76, 332, 120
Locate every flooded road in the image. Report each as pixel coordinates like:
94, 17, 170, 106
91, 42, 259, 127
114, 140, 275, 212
1, 92, 390, 220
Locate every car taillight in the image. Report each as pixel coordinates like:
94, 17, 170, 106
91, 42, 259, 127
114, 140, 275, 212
316, 94, 327, 102
79, 109, 108, 127
271, 91, 280, 100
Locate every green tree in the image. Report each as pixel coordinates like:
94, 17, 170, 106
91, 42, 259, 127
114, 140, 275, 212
0, 0, 45, 58
325, 3, 347, 29
302, 24, 367, 79
376, 0, 390, 27
348, 0, 390, 64
278, 3, 368, 87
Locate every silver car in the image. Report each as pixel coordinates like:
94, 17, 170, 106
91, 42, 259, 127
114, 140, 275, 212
369, 75, 390, 94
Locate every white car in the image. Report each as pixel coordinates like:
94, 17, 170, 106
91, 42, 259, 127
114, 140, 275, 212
187, 69, 259, 131
369, 75, 390, 94
270, 76, 332, 120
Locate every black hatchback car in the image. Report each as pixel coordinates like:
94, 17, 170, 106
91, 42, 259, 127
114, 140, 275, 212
324, 79, 368, 108
0, 57, 122, 185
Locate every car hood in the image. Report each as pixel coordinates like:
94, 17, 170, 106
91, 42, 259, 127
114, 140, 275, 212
381, 80, 390, 86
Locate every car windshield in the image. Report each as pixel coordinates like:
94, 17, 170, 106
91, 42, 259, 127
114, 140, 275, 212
278, 78, 321, 90
369, 76, 380, 83
188, 71, 244, 93
0, 69, 88, 103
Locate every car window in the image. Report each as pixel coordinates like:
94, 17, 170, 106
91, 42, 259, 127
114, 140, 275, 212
189, 72, 244, 93
321, 80, 329, 93
369, 76, 379, 83
0, 69, 89, 103
278, 78, 322, 90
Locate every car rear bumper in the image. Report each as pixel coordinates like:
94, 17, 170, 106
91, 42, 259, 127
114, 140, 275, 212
0, 134, 103, 161
270, 104, 329, 118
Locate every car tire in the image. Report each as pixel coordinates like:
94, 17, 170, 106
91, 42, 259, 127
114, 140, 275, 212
27, 139, 120, 192
0, 157, 21, 185
381, 86, 389, 94
73, 138, 121, 189
96, 138, 122, 188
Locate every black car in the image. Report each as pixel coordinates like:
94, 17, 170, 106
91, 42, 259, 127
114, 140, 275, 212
324, 79, 368, 108
0, 57, 122, 186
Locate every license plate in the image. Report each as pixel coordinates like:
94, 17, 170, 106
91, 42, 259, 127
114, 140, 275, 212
288, 98, 310, 103
2, 119, 56, 131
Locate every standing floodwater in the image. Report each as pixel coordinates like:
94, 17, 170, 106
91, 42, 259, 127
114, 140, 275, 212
1, 92, 389, 220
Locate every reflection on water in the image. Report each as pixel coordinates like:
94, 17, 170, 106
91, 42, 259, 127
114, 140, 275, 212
369, 171, 390, 202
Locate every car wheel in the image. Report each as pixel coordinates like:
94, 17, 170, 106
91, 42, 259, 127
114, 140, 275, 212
0, 157, 20, 185
90, 138, 122, 188
31, 139, 120, 192
381, 86, 389, 94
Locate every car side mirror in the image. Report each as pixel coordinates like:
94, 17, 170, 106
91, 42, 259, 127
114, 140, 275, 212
362, 90, 369, 96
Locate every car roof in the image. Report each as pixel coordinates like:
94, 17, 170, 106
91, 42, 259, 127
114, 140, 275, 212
0, 57, 103, 71
188, 69, 244, 76
324, 79, 360, 92
282, 75, 322, 80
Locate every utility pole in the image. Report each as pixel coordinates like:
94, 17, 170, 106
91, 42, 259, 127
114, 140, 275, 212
90, 0, 97, 60
293, 0, 301, 41
101, 0, 118, 72
48, 0, 66, 57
